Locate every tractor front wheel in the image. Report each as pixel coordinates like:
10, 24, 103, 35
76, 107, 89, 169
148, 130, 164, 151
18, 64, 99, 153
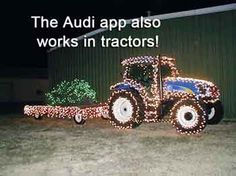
170, 99, 207, 134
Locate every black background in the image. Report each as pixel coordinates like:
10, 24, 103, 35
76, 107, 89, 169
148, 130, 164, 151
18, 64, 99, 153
1, 0, 235, 68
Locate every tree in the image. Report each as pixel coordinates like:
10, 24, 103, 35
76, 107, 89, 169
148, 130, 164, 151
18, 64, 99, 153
45, 79, 97, 106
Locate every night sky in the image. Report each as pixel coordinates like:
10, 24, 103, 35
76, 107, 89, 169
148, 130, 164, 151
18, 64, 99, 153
1, 0, 235, 68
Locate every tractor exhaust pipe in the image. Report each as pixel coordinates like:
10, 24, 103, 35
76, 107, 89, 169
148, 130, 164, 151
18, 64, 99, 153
158, 54, 163, 117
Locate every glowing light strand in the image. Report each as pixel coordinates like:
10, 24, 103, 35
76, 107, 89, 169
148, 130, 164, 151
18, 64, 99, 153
24, 104, 109, 120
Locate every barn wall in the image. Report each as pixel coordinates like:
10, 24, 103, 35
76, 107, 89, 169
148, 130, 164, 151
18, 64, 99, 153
48, 10, 236, 119
0, 78, 48, 102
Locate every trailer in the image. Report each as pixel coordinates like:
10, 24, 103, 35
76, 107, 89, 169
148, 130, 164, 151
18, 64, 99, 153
24, 103, 109, 124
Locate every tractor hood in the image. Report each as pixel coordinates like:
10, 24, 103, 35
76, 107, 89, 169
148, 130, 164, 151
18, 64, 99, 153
163, 77, 220, 99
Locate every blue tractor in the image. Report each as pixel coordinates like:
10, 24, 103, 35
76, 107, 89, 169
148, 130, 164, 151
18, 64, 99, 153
108, 55, 223, 134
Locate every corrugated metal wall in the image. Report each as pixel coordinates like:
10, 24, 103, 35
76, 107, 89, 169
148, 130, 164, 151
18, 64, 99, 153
48, 10, 236, 119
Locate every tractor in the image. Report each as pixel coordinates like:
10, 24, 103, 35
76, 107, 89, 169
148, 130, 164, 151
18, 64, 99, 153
108, 55, 223, 134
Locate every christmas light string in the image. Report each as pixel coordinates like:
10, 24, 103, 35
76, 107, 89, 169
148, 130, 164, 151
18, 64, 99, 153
24, 104, 109, 121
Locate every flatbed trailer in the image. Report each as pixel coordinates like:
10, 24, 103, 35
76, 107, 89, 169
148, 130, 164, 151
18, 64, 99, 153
24, 103, 109, 124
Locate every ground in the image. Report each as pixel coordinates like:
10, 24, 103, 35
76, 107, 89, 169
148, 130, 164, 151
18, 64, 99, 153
0, 115, 236, 176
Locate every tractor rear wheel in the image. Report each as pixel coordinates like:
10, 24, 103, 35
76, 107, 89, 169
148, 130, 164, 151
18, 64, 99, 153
108, 91, 144, 129
170, 99, 207, 134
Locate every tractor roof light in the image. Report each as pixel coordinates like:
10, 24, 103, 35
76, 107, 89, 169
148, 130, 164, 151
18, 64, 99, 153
121, 55, 176, 66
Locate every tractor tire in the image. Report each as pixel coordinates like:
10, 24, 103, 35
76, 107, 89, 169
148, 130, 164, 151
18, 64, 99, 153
207, 100, 224, 124
170, 99, 207, 134
108, 91, 145, 129
73, 113, 86, 125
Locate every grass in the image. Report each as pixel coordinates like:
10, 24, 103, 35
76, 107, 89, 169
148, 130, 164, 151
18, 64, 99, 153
0, 114, 236, 176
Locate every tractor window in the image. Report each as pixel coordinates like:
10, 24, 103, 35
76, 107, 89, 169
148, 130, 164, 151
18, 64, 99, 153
161, 64, 173, 78
127, 65, 153, 87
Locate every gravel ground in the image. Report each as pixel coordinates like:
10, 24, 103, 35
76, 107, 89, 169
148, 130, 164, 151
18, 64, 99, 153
0, 114, 236, 176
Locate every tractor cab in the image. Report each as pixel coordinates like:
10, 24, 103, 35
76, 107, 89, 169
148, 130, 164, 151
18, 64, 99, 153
121, 56, 179, 98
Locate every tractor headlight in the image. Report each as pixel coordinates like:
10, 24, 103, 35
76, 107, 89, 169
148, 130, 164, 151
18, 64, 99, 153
209, 85, 220, 98
197, 84, 206, 95
196, 83, 220, 99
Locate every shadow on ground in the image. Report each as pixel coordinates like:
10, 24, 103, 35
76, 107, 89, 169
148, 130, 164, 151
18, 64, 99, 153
0, 114, 236, 176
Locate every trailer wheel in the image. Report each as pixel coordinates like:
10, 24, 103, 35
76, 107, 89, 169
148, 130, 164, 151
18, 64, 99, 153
109, 91, 144, 129
73, 113, 86, 125
170, 99, 207, 134
207, 100, 224, 124
34, 111, 42, 120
